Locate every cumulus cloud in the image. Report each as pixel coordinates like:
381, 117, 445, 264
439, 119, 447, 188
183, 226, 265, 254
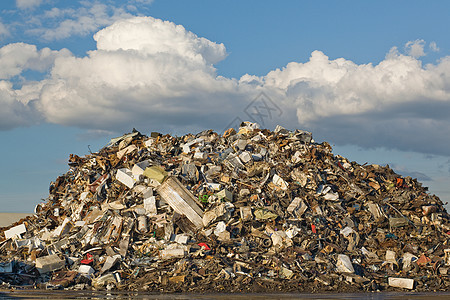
93, 17, 227, 64
35, 17, 246, 133
405, 39, 426, 58
27, 2, 133, 40
245, 45, 450, 155
0, 81, 42, 129
16, 0, 43, 10
0, 43, 70, 129
0, 43, 71, 79
1, 16, 450, 158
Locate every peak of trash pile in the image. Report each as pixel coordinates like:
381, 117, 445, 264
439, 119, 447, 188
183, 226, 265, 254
1, 122, 449, 293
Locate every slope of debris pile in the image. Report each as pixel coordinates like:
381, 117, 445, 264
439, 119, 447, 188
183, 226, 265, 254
0, 122, 449, 293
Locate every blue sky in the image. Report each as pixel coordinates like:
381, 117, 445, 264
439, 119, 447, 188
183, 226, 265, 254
1, 0, 450, 212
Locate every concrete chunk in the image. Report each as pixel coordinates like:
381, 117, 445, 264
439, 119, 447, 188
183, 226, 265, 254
35, 254, 65, 274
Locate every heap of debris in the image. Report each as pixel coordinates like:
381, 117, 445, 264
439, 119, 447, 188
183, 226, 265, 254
1, 122, 449, 293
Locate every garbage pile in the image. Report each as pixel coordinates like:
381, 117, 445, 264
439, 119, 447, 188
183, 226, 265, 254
1, 122, 449, 293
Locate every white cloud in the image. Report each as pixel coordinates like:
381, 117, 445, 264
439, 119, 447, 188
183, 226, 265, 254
405, 39, 426, 58
43, 7, 71, 19
246, 42, 450, 155
132, 0, 154, 3
0, 80, 42, 129
28, 2, 134, 40
2, 19, 450, 157
16, 0, 43, 10
93, 17, 227, 64
0, 43, 70, 129
0, 22, 9, 39
430, 41, 440, 52
0, 43, 71, 79
35, 17, 243, 132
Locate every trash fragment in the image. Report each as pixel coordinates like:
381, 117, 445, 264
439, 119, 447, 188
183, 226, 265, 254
116, 168, 135, 189
35, 254, 65, 274
336, 254, 355, 273
143, 166, 168, 184
78, 265, 95, 277
388, 277, 414, 289
157, 176, 204, 228
4, 223, 27, 239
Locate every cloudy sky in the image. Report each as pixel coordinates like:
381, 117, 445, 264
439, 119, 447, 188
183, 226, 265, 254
1, 0, 450, 212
